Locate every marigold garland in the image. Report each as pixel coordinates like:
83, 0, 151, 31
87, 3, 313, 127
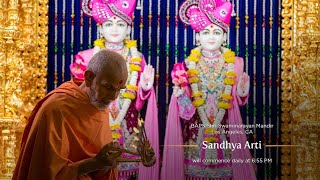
224, 78, 235, 85
186, 47, 237, 127
224, 49, 235, 59
189, 77, 200, 83
191, 49, 201, 58
204, 127, 218, 134
225, 57, 235, 63
125, 40, 137, 49
129, 64, 142, 72
191, 91, 202, 97
122, 92, 136, 100
204, 137, 218, 143
187, 69, 200, 76
217, 101, 232, 109
188, 54, 200, 63
221, 93, 233, 100
94, 38, 106, 48
224, 71, 237, 76
126, 84, 138, 91
112, 133, 121, 139
192, 98, 205, 107
130, 57, 142, 63
110, 124, 121, 130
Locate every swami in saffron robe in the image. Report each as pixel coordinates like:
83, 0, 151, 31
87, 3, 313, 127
13, 78, 117, 180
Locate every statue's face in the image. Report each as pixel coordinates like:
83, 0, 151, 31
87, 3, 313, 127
197, 24, 226, 51
100, 16, 131, 43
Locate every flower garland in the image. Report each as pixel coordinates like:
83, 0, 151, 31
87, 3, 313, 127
94, 38, 142, 140
186, 47, 237, 127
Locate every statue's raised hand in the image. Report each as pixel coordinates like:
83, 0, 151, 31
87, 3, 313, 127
140, 64, 155, 91
236, 72, 250, 97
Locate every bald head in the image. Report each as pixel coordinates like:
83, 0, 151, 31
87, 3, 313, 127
87, 49, 128, 78
82, 49, 129, 110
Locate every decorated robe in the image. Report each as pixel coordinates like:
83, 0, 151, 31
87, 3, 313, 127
162, 56, 256, 180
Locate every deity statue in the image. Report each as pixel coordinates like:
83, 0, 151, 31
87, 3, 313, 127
162, 0, 256, 179
70, 0, 159, 179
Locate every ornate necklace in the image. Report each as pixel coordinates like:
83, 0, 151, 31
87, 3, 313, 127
198, 55, 225, 78
197, 54, 226, 93
105, 42, 125, 50
201, 49, 222, 57
186, 47, 237, 127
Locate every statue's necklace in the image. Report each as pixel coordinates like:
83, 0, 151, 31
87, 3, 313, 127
198, 54, 226, 93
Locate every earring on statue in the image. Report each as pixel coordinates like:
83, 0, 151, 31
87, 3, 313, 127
125, 35, 130, 44
223, 41, 227, 47
98, 25, 103, 39
196, 40, 201, 46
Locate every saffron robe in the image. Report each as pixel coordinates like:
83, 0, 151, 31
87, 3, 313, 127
13, 78, 117, 180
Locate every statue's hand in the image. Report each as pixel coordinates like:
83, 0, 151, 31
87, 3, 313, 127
236, 72, 250, 97
140, 64, 155, 91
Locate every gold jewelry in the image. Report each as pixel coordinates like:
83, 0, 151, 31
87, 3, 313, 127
223, 41, 227, 47
124, 35, 130, 44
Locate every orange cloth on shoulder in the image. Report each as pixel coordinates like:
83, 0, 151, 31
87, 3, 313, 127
13, 78, 117, 180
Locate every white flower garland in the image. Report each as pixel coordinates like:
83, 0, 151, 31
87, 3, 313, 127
186, 46, 236, 128
93, 40, 141, 128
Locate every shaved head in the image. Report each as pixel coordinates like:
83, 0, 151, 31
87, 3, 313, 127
87, 49, 128, 79
82, 49, 128, 110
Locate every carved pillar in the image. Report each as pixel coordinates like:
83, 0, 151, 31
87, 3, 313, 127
0, 1, 21, 177
0, 0, 4, 28
281, 0, 320, 179
0, 118, 18, 178
280, 0, 293, 177
0, 0, 48, 178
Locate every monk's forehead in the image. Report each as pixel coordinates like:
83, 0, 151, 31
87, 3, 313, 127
98, 70, 126, 85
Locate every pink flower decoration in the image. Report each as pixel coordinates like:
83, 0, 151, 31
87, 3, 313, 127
70, 55, 87, 79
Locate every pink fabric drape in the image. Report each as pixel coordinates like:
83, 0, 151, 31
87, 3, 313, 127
161, 95, 185, 180
138, 88, 160, 180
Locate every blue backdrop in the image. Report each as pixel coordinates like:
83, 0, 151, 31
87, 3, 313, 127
48, 0, 282, 178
